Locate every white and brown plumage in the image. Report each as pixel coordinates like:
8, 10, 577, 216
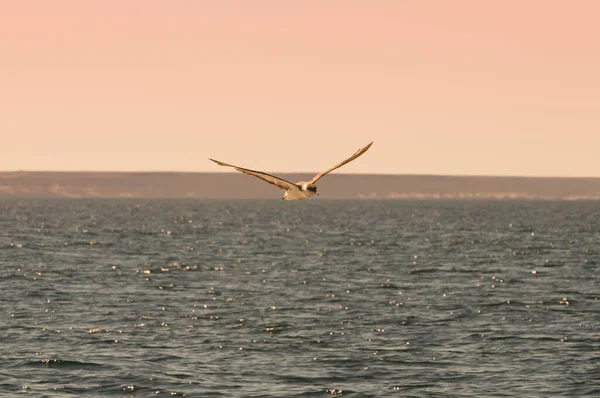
209, 141, 373, 200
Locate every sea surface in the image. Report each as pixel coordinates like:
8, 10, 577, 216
1, 199, 598, 397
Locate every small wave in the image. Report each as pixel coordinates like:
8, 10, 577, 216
27, 359, 106, 369
409, 268, 440, 275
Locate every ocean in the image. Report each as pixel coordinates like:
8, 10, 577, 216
1, 199, 598, 397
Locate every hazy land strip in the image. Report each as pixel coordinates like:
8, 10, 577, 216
2, 172, 600, 200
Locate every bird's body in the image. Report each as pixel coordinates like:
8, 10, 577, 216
209, 142, 373, 200
280, 182, 317, 201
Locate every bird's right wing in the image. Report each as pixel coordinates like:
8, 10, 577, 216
309, 141, 373, 184
209, 158, 296, 191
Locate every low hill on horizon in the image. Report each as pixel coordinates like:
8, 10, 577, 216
2, 171, 600, 200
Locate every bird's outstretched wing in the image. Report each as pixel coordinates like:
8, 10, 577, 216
209, 158, 296, 191
309, 141, 373, 184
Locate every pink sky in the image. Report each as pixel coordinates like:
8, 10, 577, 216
1, 1, 599, 176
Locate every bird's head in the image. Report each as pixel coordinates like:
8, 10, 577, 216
303, 183, 319, 196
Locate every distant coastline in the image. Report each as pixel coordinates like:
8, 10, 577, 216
2, 171, 600, 200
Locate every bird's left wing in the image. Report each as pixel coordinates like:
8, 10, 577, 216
309, 141, 373, 184
209, 158, 296, 191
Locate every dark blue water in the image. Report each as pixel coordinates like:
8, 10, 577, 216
1, 199, 598, 397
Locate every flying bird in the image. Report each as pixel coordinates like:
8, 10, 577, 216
209, 141, 373, 200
